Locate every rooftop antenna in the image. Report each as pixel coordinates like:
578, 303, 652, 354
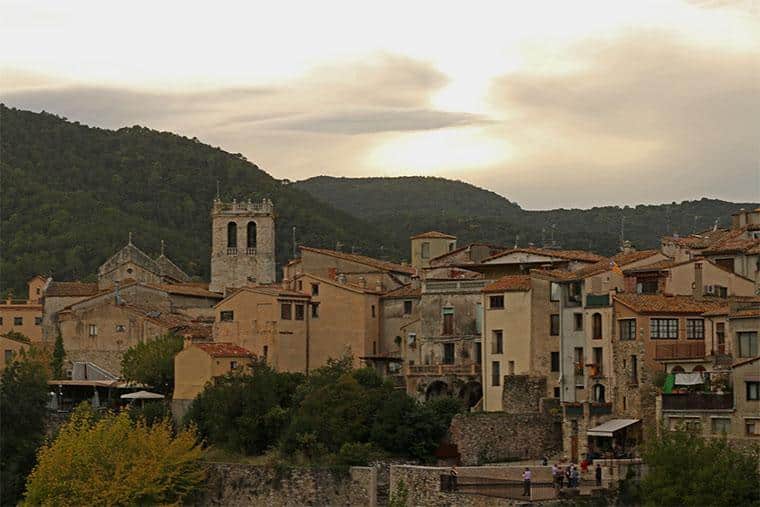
693, 215, 701, 234
128, 232, 133, 245
292, 226, 296, 258
160, 239, 165, 256
216, 179, 220, 199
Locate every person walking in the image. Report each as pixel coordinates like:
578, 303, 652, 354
557, 465, 565, 489
551, 463, 559, 491
522, 468, 532, 497
595, 463, 602, 487
565, 465, 572, 488
571, 465, 580, 488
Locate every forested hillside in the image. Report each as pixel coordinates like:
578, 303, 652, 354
296, 176, 758, 255
0, 106, 396, 294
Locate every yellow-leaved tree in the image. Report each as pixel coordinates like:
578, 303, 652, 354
24, 403, 205, 506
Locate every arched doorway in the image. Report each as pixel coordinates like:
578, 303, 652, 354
459, 381, 483, 408
425, 381, 450, 400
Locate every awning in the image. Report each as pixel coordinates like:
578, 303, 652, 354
120, 390, 164, 400
587, 419, 640, 438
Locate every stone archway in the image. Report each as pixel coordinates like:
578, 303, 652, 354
459, 381, 483, 408
426, 380, 450, 400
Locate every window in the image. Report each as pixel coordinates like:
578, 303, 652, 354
220, 310, 234, 322
592, 313, 602, 340
686, 319, 704, 340
623, 396, 627, 411
508, 360, 515, 375
34, 316, 42, 325
593, 383, 606, 403
551, 351, 560, 372
403, 300, 413, 315
263, 346, 268, 359
492, 361, 501, 386
371, 305, 376, 318
574, 347, 584, 377
593, 347, 603, 375
442, 307, 454, 335
13, 317, 22, 326
36, 288, 40, 295
716, 322, 726, 354
650, 318, 678, 339
230, 360, 238, 370
297, 280, 303, 291
712, 418, 730, 434
421, 242, 430, 259
0, 317, 3, 325
4, 350, 14, 363
620, 319, 636, 340
373, 341, 377, 354
630, 355, 638, 385
492, 330, 503, 354
574, 313, 583, 331
746, 420, 760, 437
115, 324, 126, 332
449, 242, 455, 252
443, 343, 455, 364
550, 314, 560, 336
281, 303, 292, 320
295, 304, 305, 321
246, 221, 257, 249
747, 382, 760, 401
684, 419, 701, 433
550, 282, 561, 302
88, 324, 97, 337
553, 387, 560, 398
475, 342, 482, 364
311, 283, 319, 296
738, 332, 758, 357
639, 280, 659, 294
311, 302, 320, 318
489, 295, 504, 309
227, 222, 237, 249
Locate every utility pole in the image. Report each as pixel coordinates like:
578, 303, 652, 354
620, 215, 625, 251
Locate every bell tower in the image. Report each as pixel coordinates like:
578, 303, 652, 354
209, 198, 276, 293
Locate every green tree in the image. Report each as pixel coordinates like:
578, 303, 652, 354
639, 427, 760, 507
50, 333, 65, 379
121, 333, 184, 395
0, 348, 50, 506
24, 404, 205, 505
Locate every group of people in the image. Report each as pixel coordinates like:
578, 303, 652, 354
551, 459, 603, 490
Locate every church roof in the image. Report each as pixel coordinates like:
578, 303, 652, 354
98, 241, 161, 276
155, 254, 190, 282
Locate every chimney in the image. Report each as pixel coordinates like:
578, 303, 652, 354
337, 273, 347, 285
693, 262, 703, 300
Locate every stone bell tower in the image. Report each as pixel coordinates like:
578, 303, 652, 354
209, 198, 276, 293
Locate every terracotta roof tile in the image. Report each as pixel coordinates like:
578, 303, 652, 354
613, 294, 728, 314
144, 283, 223, 298
483, 275, 532, 293
194, 342, 253, 358
484, 247, 605, 264
300, 246, 415, 275
732, 356, 760, 369
382, 284, 422, 299
529, 268, 578, 281
410, 231, 456, 240
611, 250, 662, 267
730, 308, 760, 319
45, 281, 99, 297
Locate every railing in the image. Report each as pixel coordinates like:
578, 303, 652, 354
407, 363, 481, 376
586, 294, 610, 307
212, 198, 274, 214
564, 403, 584, 416
444, 476, 562, 501
655, 341, 705, 360
590, 402, 613, 415
226, 247, 238, 255
662, 392, 733, 411
245, 247, 256, 255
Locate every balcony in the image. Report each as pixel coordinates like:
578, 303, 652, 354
226, 247, 238, 256
585, 294, 610, 308
655, 341, 705, 361
590, 402, 613, 415
662, 392, 733, 411
406, 363, 481, 377
564, 403, 583, 416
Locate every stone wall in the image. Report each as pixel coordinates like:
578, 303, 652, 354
196, 463, 376, 506
502, 375, 546, 413
450, 412, 562, 465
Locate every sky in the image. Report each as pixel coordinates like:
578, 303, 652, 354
1, 0, 758, 209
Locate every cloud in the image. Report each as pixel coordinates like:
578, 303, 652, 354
483, 31, 760, 208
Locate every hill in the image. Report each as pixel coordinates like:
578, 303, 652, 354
295, 176, 758, 255
0, 105, 398, 294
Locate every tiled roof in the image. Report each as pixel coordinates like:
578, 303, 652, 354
144, 283, 222, 299
483, 275, 532, 293
732, 356, 760, 369
155, 254, 190, 282
613, 294, 728, 314
410, 231, 456, 240
530, 268, 578, 281
247, 287, 311, 298
730, 308, 760, 319
611, 250, 662, 267
703, 229, 760, 255
662, 228, 733, 249
45, 281, 99, 297
623, 259, 679, 273
483, 247, 605, 264
300, 246, 415, 275
382, 284, 422, 299
429, 243, 504, 266
195, 342, 253, 358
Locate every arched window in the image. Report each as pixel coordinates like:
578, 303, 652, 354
671, 365, 685, 373
592, 313, 603, 340
227, 222, 237, 249
593, 383, 606, 403
247, 221, 257, 250
692, 365, 706, 373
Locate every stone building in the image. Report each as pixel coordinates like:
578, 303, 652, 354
378, 283, 421, 377
42, 281, 100, 341
0, 332, 31, 371
623, 257, 756, 297
97, 238, 189, 290
213, 286, 311, 372
410, 231, 457, 271
209, 198, 276, 293
0, 275, 46, 342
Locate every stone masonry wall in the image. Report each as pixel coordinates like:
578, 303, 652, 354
450, 412, 562, 465
502, 375, 546, 413
196, 463, 375, 507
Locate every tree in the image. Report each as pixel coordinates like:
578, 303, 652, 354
0, 348, 50, 506
24, 404, 205, 505
50, 333, 65, 379
639, 427, 760, 507
121, 333, 184, 395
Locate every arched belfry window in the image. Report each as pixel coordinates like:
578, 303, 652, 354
227, 222, 237, 249
247, 221, 257, 250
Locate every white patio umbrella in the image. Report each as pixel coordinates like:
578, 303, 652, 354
121, 390, 165, 407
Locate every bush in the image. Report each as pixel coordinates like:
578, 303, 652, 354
121, 333, 184, 395
127, 401, 171, 426
24, 403, 205, 505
